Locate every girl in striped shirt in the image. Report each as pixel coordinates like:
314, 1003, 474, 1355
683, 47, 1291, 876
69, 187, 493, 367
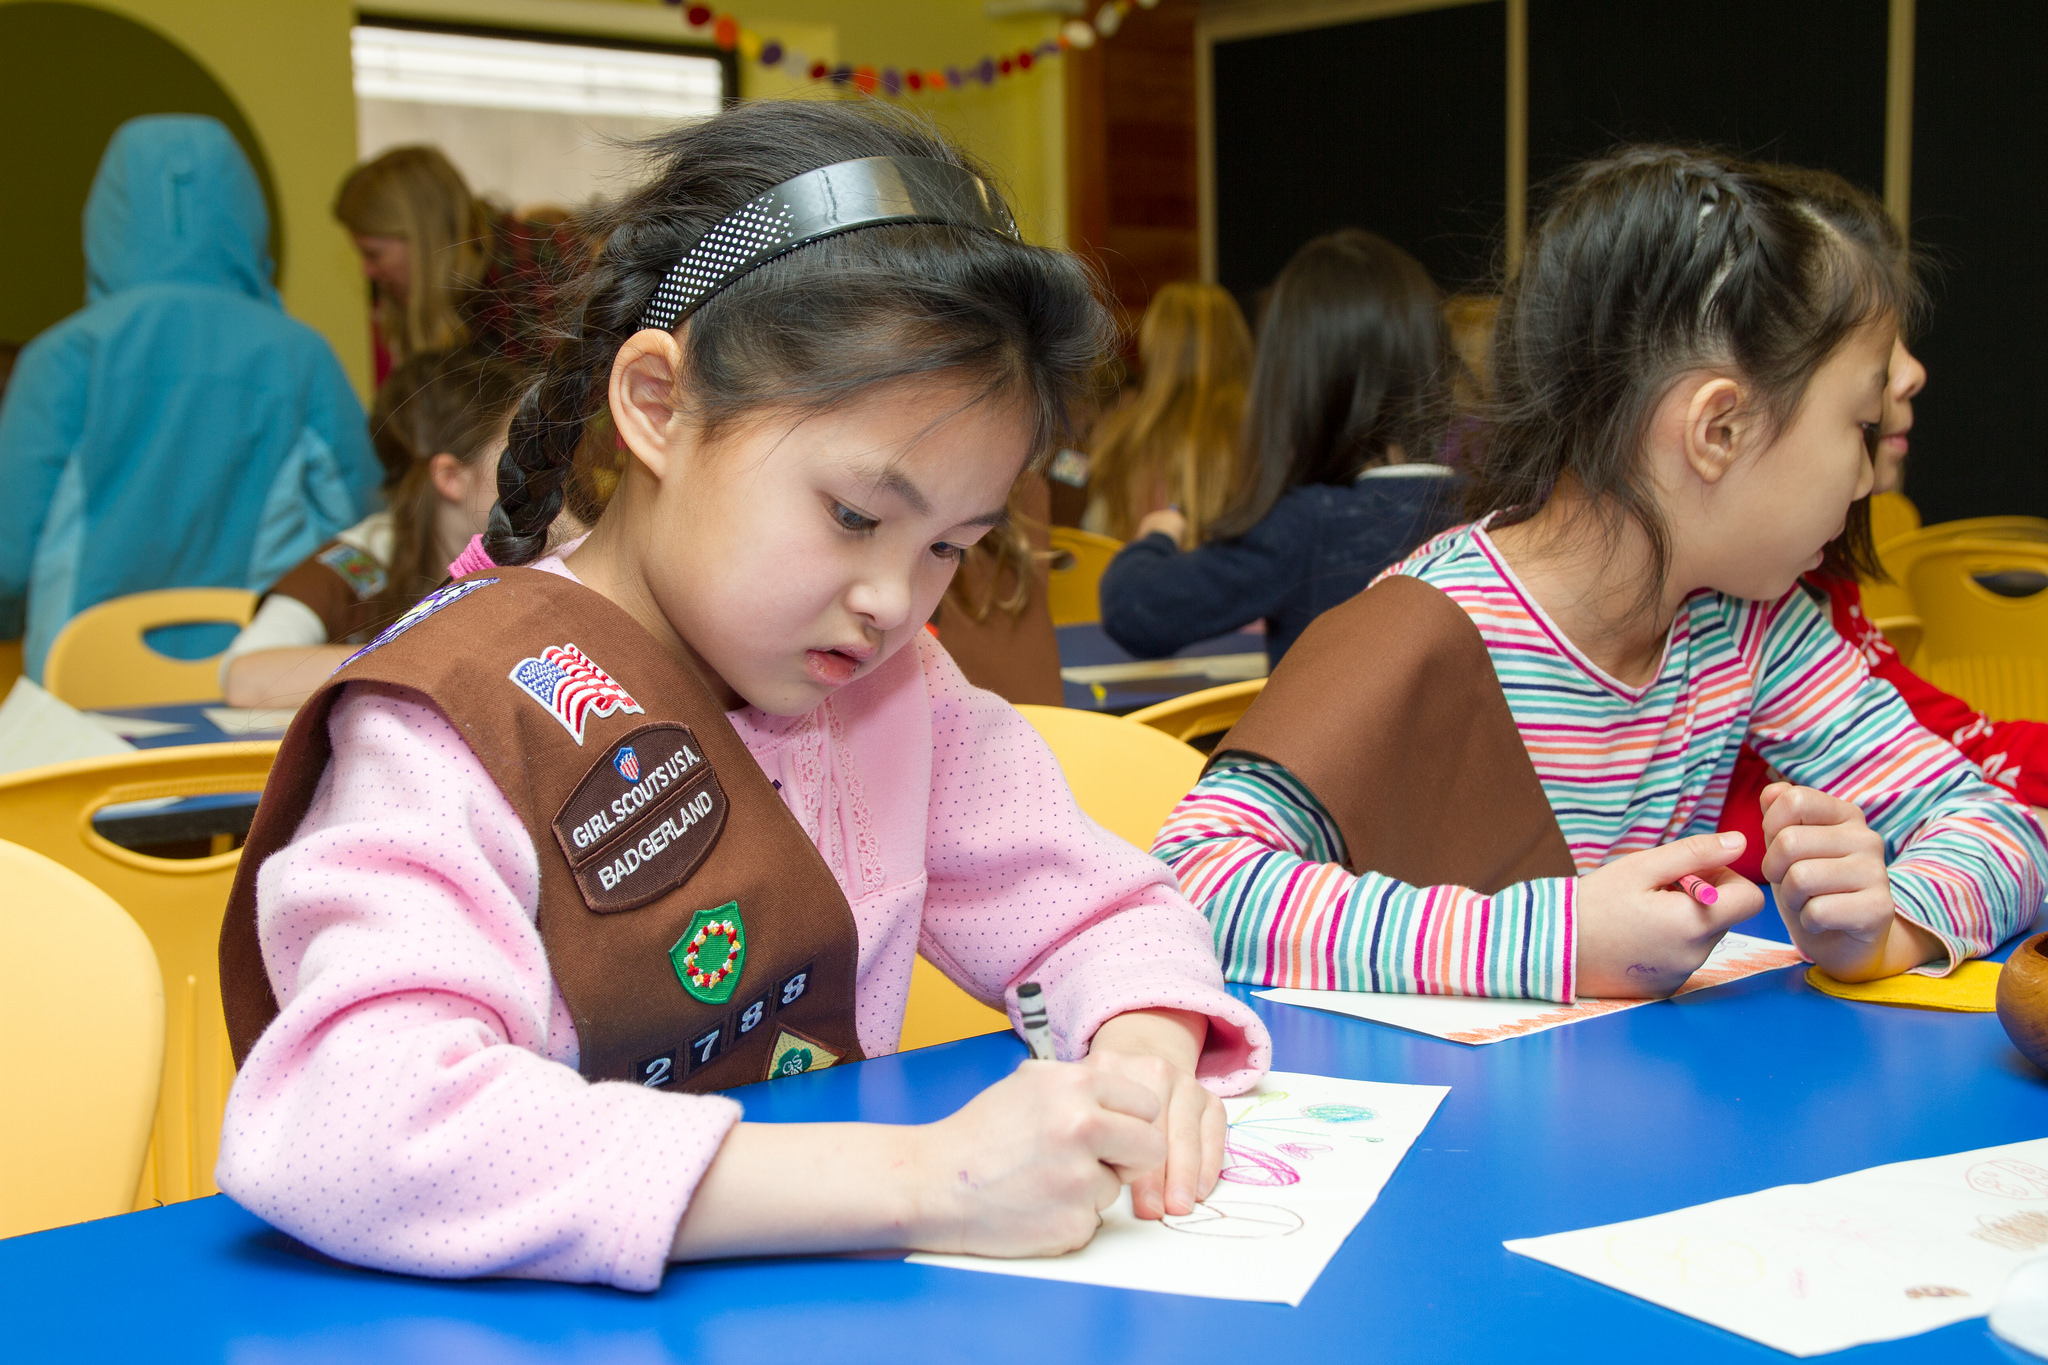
1159, 148, 2046, 1002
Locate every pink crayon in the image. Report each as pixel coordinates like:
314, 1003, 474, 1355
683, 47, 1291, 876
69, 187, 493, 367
1675, 873, 1719, 905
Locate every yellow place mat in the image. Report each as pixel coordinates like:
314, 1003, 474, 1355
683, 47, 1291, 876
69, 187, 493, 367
1805, 960, 2002, 1012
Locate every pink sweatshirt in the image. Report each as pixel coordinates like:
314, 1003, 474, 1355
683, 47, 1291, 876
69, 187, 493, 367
215, 552, 1270, 1290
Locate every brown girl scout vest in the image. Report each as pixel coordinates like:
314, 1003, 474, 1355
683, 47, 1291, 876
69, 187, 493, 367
1212, 573, 1578, 893
219, 567, 864, 1093
267, 537, 411, 645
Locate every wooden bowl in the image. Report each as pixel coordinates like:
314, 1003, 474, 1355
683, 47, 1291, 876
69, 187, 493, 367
1996, 932, 2048, 1071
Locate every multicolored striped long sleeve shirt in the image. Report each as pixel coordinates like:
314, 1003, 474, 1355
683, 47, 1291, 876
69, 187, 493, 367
1157, 522, 2048, 1001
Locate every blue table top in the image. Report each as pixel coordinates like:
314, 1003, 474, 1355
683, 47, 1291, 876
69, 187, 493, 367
88, 701, 288, 750
5, 901, 2041, 1364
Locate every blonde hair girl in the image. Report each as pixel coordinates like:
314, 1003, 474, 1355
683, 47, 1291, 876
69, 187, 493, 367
334, 146, 489, 366
335, 146, 573, 383
1084, 282, 1253, 544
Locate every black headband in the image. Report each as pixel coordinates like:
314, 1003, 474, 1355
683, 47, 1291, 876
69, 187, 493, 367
637, 155, 1021, 332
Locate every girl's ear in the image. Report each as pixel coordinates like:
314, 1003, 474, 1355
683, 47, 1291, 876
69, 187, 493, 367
1680, 376, 1746, 485
427, 452, 467, 503
610, 328, 688, 481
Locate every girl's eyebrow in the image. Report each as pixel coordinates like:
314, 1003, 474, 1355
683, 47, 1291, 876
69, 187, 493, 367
854, 462, 1007, 527
854, 463, 932, 515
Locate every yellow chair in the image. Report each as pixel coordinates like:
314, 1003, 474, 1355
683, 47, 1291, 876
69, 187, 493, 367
0, 742, 277, 1208
1904, 541, 2048, 721
43, 587, 257, 709
1922, 657, 2048, 723
897, 706, 1207, 1053
1865, 520, 2048, 626
1871, 614, 1923, 668
1858, 572, 1914, 628
1885, 516, 2048, 552
0, 838, 163, 1238
1125, 678, 1268, 745
0, 637, 21, 698
1908, 541, 2048, 662
1875, 520, 2048, 591
1868, 490, 1921, 549
1045, 527, 1124, 628
1017, 704, 1206, 847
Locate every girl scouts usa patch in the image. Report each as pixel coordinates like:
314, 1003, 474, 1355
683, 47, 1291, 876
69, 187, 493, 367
553, 723, 727, 912
342, 577, 497, 667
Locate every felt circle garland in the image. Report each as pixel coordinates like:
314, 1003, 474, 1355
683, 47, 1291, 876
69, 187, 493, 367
682, 918, 742, 991
661, 0, 1159, 97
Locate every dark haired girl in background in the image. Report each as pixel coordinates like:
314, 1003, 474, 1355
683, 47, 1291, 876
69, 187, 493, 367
215, 101, 1268, 1289
219, 349, 524, 709
1098, 229, 1460, 665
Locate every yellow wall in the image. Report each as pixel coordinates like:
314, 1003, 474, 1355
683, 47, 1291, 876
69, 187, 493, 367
0, 0, 1068, 394
715, 2, 1069, 246
0, 0, 372, 391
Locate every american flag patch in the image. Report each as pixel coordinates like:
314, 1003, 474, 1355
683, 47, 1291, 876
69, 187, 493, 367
508, 643, 644, 744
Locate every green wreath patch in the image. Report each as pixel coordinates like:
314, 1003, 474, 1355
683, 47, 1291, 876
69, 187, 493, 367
669, 902, 746, 1004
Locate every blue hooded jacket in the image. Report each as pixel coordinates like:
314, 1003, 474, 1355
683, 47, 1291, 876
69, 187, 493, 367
0, 115, 379, 680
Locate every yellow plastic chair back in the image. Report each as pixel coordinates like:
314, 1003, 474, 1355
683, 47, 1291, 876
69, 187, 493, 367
1125, 678, 1268, 745
1017, 704, 1206, 848
898, 705, 1207, 1053
1907, 541, 2048, 665
1874, 521, 2048, 602
1046, 527, 1124, 627
0, 742, 276, 1208
1868, 491, 1921, 549
1882, 516, 2048, 554
1870, 614, 1923, 669
0, 839, 163, 1237
43, 588, 257, 709
1925, 516, 2048, 544
1922, 657, 2048, 723
1865, 520, 2048, 626
1858, 573, 1914, 627
0, 638, 21, 699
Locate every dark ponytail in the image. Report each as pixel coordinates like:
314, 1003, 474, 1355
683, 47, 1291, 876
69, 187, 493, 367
484, 101, 1111, 565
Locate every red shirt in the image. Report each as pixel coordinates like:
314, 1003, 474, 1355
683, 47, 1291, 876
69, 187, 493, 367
1720, 571, 2048, 881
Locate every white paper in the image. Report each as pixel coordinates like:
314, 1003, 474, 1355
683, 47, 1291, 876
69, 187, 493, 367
1507, 1137, 2048, 1356
907, 1072, 1446, 1305
0, 678, 136, 776
201, 706, 297, 737
86, 713, 195, 739
1255, 931, 1804, 1045
1060, 652, 1268, 686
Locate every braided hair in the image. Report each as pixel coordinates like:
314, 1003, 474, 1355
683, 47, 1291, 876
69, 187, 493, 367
1469, 146, 1921, 607
485, 101, 1111, 565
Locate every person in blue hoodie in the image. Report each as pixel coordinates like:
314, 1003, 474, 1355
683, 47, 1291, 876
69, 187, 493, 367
0, 115, 380, 681
1098, 230, 1462, 667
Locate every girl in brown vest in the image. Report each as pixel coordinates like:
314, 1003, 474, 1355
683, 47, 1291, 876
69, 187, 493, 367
219, 350, 524, 708
217, 102, 1269, 1289
1156, 151, 2043, 1002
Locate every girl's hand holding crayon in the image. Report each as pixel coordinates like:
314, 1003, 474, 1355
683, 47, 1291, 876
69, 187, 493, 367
908, 1059, 1172, 1257
1759, 782, 1942, 981
1081, 1007, 1225, 1221
1575, 832, 1764, 998
671, 1062, 1166, 1263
